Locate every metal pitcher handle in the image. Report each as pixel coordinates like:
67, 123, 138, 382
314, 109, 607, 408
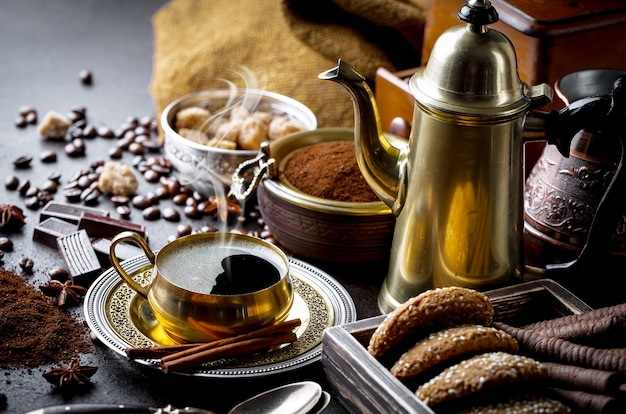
542, 75, 626, 278
228, 142, 275, 202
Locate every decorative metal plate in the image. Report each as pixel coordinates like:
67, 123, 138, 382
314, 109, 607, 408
84, 255, 356, 378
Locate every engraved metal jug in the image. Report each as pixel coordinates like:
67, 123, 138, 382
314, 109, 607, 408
525, 69, 626, 269
319, 0, 626, 313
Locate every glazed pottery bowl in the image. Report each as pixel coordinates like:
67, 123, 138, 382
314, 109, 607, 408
161, 89, 317, 191
233, 127, 396, 264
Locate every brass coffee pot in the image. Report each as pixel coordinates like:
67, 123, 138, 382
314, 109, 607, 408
319, 0, 626, 313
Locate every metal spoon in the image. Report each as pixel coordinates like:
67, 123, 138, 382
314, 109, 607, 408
228, 381, 322, 414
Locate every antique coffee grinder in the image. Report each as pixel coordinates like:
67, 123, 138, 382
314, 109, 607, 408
319, 0, 626, 313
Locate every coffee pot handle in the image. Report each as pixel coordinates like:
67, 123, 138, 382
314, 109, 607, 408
541, 75, 626, 278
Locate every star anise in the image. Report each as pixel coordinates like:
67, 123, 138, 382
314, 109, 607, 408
0, 203, 26, 233
43, 358, 98, 390
40, 279, 87, 307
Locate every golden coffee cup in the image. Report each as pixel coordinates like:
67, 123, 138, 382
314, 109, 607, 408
109, 231, 294, 343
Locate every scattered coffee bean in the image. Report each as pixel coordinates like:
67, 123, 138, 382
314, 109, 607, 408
5, 175, 19, 190
0, 251, 4, 262
40, 150, 58, 163
13, 155, 33, 168
110, 195, 130, 205
117, 205, 131, 218
65, 141, 84, 157
48, 267, 71, 281
162, 207, 180, 222
143, 169, 160, 182
19, 257, 34, 273
63, 187, 83, 202
183, 204, 200, 219
17, 180, 31, 196
47, 171, 62, 182
108, 146, 123, 159
131, 194, 152, 209
142, 206, 161, 220
79, 69, 93, 85
15, 116, 27, 128
176, 223, 192, 237
97, 126, 115, 138
0, 237, 13, 251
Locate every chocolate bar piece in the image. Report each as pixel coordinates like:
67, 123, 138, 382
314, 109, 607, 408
78, 212, 146, 240
40, 201, 109, 224
57, 229, 102, 285
91, 237, 144, 262
33, 217, 79, 248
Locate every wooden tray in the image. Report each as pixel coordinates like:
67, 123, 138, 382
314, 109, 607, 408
321, 279, 593, 414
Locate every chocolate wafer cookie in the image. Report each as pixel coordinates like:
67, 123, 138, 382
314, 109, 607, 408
368, 286, 494, 358
391, 324, 519, 381
416, 352, 547, 407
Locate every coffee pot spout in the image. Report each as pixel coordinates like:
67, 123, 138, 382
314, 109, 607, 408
319, 60, 407, 213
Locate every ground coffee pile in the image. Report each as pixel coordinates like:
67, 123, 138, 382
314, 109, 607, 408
283, 141, 379, 202
0, 269, 94, 368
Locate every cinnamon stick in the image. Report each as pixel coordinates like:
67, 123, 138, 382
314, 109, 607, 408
125, 343, 201, 360
161, 332, 297, 373
160, 318, 301, 364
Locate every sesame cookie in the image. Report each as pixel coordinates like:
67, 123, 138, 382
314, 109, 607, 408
368, 286, 494, 358
416, 352, 547, 407
456, 392, 571, 414
391, 325, 519, 381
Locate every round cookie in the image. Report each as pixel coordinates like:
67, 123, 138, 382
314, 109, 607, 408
368, 286, 494, 358
416, 352, 547, 407
391, 325, 519, 381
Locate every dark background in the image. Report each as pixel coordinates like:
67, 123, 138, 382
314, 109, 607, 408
0, 1, 386, 413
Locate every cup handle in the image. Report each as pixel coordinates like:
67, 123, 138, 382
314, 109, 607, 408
109, 231, 155, 298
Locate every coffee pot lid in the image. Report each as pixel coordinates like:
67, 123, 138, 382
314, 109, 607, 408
410, 0, 530, 119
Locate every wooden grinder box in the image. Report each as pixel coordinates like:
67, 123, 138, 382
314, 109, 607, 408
421, 0, 626, 89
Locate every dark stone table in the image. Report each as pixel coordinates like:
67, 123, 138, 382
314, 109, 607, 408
0, 2, 387, 413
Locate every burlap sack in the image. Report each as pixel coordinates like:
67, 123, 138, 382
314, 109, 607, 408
150, 0, 427, 141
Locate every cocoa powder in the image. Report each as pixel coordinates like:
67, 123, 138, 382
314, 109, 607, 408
0, 269, 94, 368
282, 141, 379, 202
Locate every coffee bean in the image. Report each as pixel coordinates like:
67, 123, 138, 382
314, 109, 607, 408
17, 180, 31, 196
117, 205, 131, 218
19, 257, 34, 273
142, 206, 161, 220
82, 124, 98, 138
19, 105, 37, 117
79, 69, 93, 85
0, 237, 14, 251
48, 267, 70, 281
47, 171, 62, 182
110, 195, 130, 205
97, 126, 115, 138
13, 155, 33, 169
172, 193, 188, 205
176, 223, 192, 237
40, 150, 58, 163
15, 116, 27, 128
128, 142, 145, 155
65, 142, 84, 157
24, 186, 40, 198
143, 169, 160, 183
81, 187, 101, 205
63, 187, 82, 201
108, 146, 123, 159
183, 204, 200, 218
162, 207, 180, 222
131, 194, 152, 209
5, 175, 19, 190
42, 180, 58, 193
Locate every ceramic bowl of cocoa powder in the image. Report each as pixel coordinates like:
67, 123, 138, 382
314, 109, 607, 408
231, 127, 395, 264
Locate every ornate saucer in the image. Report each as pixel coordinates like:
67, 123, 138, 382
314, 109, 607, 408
84, 255, 356, 378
